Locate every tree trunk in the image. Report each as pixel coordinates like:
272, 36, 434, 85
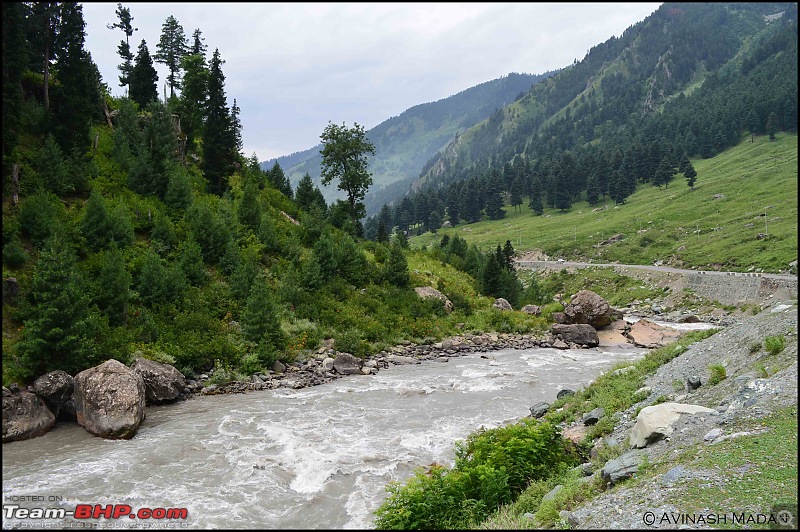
11, 164, 20, 206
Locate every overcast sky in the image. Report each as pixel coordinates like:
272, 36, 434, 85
82, 3, 661, 162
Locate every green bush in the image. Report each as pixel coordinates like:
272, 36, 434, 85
708, 363, 727, 386
764, 335, 786, 356
374, 418, 578, 530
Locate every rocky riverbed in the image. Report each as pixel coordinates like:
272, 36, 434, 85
556, 300, 798, 529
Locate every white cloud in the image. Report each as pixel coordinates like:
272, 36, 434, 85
82, 2, 661, 161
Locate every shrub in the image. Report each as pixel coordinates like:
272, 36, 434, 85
708, 364, 727, 386
375, 418, 578, 530
765, 335, 786, 356
749, 341, 762, 354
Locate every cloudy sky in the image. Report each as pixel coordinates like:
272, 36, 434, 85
82, 3, 661, 162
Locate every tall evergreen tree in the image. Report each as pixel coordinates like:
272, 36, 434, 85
190, 28, 207, 57
177, 52, 208, 150
383, 240, 409, 287
2, 2, 30, 172
129, 39, 158, 108
52, 2, 99, 155
154, 15, 187, 99
95, 244, 131, 326
17, 233, 98, 376
241, 273, 286, 358
202, 48, 235, 195
107, 3, 137, 93
238, 179, 261, 231
684, 161, 697, 189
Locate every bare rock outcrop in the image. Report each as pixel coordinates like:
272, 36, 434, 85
74, 359, 146, 440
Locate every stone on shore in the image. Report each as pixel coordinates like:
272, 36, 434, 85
74, 359, 147, 440
2, 387, 56, 443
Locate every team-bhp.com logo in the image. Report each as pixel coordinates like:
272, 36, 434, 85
4, 504, 188, 521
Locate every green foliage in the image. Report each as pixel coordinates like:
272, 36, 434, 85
374, 418, 578, 530
241, 273, 286, 361
3, 233, 28, 268
319, 121, 375, 236
707, 363, 727, 386
16, 234, 101, 377
383, 241, 410, 287
19, 191, 65, 246
765, 334, 786, 355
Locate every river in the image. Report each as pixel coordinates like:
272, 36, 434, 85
2, 345, 651, 529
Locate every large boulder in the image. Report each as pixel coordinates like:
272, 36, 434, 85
33, 370, 74, 418
130, 358, 187, 404
629, 402, 716, 448
2, 386, 56, 443
521, 305, 541, 315
73, 359, 146, 440
332, 352, 364, 375
625, 319, 683, 348
414, 286, 453, 312
551, 324, 599, 347
492, 298, 513, 311
563, 290, 612, 328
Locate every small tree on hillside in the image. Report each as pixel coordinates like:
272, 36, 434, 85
319, 121, 375, 237
684, 161, 697, 189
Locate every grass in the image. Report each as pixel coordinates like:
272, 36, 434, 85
708, 363, 728, 386
765, 335, 786, 356
666, 406, 798, 529
410, 134, 798, 274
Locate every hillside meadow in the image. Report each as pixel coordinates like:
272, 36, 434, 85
411, 134, 798, 274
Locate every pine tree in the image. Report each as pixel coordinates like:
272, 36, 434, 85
17, 233, 98, 376
154, 15, 187, 99
52, 2, 99, 156
231, 98, 243, 156
177, 52, 208, 150
178, 235, 206, 286
238, 179, 261, 231
654, 156, 676, 189
241, 273, 286, 358
95, 244, 131, 326
129, 39, 158, 108
33, 134, 67, 194
586, 175, 600, 205
528, 176, 544, 215
2, 2, 30, 170
202, 49, 235, 195
684, 161, 697, 189
383, 240, 409, 287
107, 3, 137, 93
81, 189, 114, 250
480, 252, 503, 298
165, 164, 194, 210
137, 248, 167, 306
190, 28, 207, 57
510, 176, 524, 212
268, 161, 292, 198
766, 111, 778, 141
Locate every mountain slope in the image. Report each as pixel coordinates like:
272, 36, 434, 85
262, 71, 556, 216
413, 2, 798, 192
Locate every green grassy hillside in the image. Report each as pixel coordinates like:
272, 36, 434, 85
410, 134, 798, 273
